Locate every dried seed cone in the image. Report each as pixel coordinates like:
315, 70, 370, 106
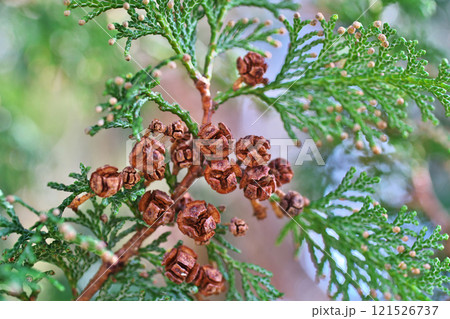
162, 245, 198, 284
120, 166, 141, 189
166, 120, 189, 140
240, 166, 276, 201
171, 139, 193, 169
279, 191, 305, 216
268, 158, 293, 186
138, 190, 174, 226
197, 122, 233, 157
195, 265, 226, 296
144, 166, 166, 182
185, 263, 202, 285
204, 159, 242, 194
148, 119, 166, 134
129, 137, 166, 181
229, 217, 248, 237
89, 165, 123, 198
236, 135, 271, 167
236, 52, 269, 87
177, 200, 221, 244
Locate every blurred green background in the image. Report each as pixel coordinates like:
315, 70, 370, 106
0, 0, 134, 195
0, 0, 449, 300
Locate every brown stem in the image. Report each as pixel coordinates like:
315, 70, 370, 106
250, 199, 268, 220
195, 77, 213, 125
172, 165, 203, 199
270, 189, 286, 218
68, 193, 94, 212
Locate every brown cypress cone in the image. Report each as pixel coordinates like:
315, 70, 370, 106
229, 217, 248, 236
89, 165, 123, 198
204, 158, 242, 194
167, 120, 189, 140
144, 165, 166, 181
120, 166, 141, 189
129, 137, 166, 181
240, 166, 276, 201
236, 135, 271, 167
279, 191, 305, 216
236, 52, 269, 87
171, 139, 193, 169
197, 122, 233, 158
177, 200, 221, 244
195, 265, 226, 296
185, 263, 202, 284
268, 158, 293, 186
148, 119, 167, 135
138, 190, 174, 226
162, 245, 198, 284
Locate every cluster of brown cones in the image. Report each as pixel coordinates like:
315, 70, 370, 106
70, 51, 308, 298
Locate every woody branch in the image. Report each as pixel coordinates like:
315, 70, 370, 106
77, 169, 201, 301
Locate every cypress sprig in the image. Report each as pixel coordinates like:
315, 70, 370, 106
67, 2, 448, 149
85, 57, 198, 138
277, 167, 450, 300
215, 18, 282, 57
215, 15, 449, 151
0, 189, 117, 298
47, 163, 92, 212
208, 233, 283, 301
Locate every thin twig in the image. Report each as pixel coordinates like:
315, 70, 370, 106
76, 226, 157, 301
